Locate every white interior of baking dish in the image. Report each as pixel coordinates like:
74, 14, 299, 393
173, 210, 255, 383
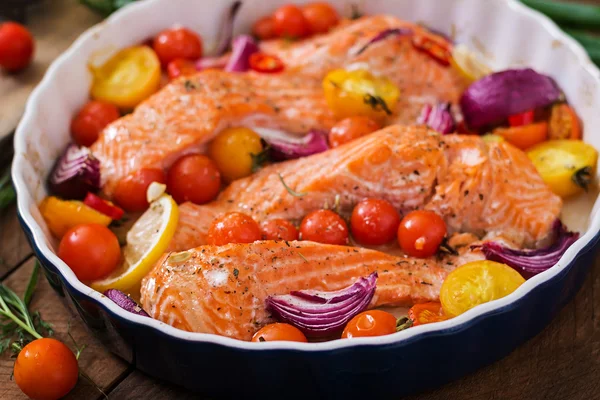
12, 0, 600, 350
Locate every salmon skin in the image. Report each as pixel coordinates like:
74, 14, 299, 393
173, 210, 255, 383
91, 15, 467, 197
169, 125, 562, 252
140, 240, 474, 341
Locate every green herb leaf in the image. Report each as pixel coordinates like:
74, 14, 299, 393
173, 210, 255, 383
24, 262, 40, 307
278, 174, 307, 197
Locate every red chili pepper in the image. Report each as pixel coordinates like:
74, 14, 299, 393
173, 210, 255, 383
508, 110, 535, 127
84, 192, 125, 220
249, 52, 285, 73
167, 58, 197, 80
411, 35, 452, 66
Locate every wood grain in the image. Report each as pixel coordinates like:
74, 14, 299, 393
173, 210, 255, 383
0, 259, 130, 400
0, 205, 32, 278
0, 0, 102, 140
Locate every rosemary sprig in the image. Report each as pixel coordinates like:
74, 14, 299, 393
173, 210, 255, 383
396, 316, 413, 332
278, 174, 308, 197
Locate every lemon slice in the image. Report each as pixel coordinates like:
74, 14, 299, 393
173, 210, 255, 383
91, 194, 179, 292
451, 44, 492, 82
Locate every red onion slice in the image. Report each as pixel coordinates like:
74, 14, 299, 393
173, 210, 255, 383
224, 35, 260, 72
266, 273, 377, 337
104, 289, 149, 317
355, 28, 413, 55
48, 143, 101, 200
417, 102, 455, 134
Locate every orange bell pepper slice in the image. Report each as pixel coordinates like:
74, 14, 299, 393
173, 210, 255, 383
39, 196, 112, 238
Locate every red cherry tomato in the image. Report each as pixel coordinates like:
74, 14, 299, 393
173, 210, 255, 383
273, 5, 311, 39
300, 209, 348, 245
342, 310, 397, 338
14, 338, 79, 400
412, 35, 451, 66
350, 198, 400, 245
0, 22, 34, 72
167, 154, 221, 205
508, 110, 535, 127
260, 218, 299, 241
153, 27, 202, 66
251, 323, 308, 342
207, 212, 261, 246
249, 52, 285, 73
328, 116, 381, 148
252, 16, 277, 40
397, 210, 447, 258
70, 100, 120, 147
407, 302, 449, 326
167, 58, 197, 80
302, 2, 339, 34
58, 223, 121, 281
83, 192, 124, 220
113, 168, 167, 212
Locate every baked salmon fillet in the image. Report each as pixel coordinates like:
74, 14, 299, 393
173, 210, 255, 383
169, 125, 562, 251
141, 240, 481, 341
91, 15, 467, 197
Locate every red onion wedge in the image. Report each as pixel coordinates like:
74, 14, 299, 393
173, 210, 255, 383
252, 127, 330, 160
266, 273, 377, 337
214, 0, 242, 56
477, 220, 579, 276
355, 28, 413, 55
104, 289, 149, 317
417, 102, 455, 134
460, 68, 563, 129
224, 35, 260, 72
48, 143, 101, 200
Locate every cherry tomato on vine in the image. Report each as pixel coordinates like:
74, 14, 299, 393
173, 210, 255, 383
273, 5, 310, 39
58, 223, 121, 281
252, 16, 277, 40
342, 310, 397, 338
114, 168, 167, 212
153, 27, 202, 66
328, 116, 381, 148
252, 323, 308, 342
207, 212, 262, 246
302, 3, 340, 34
350, 198, 400, 246
300, 209, 348, 245
261, 219, 299, 241
167, 154, 221, 205
397, 210, 447, 257
14, 338, 79, 400
0, 22, 34, 72
70, 100, 120, 147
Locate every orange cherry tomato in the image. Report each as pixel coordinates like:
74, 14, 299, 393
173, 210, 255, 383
302, 2, 340, 34
300, 209, 348, 245
0, 22, 34, 72
397, 210, 447, 258
249, 52, 285, 73
58, 223, 121, 281
408, 302, 449, 326
328, 116, 381, 148
70, 100, 120, 147
508, 110, 535, 127
549, 103, 582, 140
350, 198, 401, 246
261, 219, 299, 241
167, 154, 221, 205
207, 212, 261, 246
252, 323, 308, 342
494, 122, 548, 150
153, 27, 202, 66
252, 16, 277, 40
113, 168, 167, 212
412, 35, 451, 66
342, 310, 397, 338
273, 4, 311, 39
167, 58, 197, 80
14, 338, 78, 400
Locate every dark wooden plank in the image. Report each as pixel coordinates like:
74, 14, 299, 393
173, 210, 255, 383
108, 371, 197, 400
0, 205, 32, 277
0, 259, 130, 399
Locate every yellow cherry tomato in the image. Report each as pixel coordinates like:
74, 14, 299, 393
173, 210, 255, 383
208, 127, 264, 182
90, 46, 161, 110
527, 140, 598, 198
39, 196, 112, 238
322, 69, 400, 120
440, 260, 525, 317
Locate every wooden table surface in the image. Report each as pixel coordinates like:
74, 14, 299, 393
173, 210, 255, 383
1, 0, 600, 399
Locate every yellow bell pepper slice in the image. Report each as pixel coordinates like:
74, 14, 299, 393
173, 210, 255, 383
39, 196, 112, 238
90, 46, 161, 110
527, 140, 598, 198
322, 69, 400, 120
